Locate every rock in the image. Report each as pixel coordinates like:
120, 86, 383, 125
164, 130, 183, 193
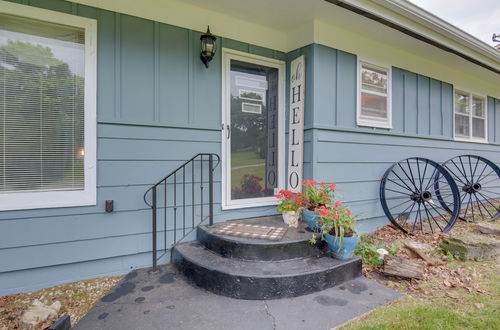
21, 300, 62, 328
403, 240, 433, 253
440, 233, 500, 261
476, 223, 500, 235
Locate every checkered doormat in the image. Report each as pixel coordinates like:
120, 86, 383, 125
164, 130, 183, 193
213, 223, 287, 241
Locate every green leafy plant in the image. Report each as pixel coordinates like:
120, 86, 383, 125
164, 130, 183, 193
315, 202, 356, 248
354, 236, 384, 267
437, 247, 460, 261
353, 236, 399, 267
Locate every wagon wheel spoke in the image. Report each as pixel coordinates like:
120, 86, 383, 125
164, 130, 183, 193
441, 155, 500, 222
380, 157, 460, 234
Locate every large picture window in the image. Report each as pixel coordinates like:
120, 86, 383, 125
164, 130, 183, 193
454, 89, 487, 142
0, 3, 96, 211
357, 61, 391, 128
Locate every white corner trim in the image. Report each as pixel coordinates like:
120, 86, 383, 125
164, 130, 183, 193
0, 2, 97, 211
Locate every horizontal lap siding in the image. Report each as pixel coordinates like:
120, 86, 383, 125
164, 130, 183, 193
311, 43, 500, 233
0, 0, 286, 294
315, 130, 500, 232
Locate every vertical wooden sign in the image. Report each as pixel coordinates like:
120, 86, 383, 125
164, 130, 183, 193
287, 56, 305, 192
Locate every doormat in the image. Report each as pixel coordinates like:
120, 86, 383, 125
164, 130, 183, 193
213, 223, 287, 241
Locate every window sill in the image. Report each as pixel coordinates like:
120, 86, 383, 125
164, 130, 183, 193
0, 189, 96, 212
357, 119, 392, 130
454, 137, 489, 144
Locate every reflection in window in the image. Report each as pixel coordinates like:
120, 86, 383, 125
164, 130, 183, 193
0, 13, 85, 193
454, 90, 486, 142
358, 62, 391, 128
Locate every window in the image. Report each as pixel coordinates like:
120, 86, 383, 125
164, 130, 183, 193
357, 61, 391, 128
454, 89, 487, 142
0, 3, 96, 211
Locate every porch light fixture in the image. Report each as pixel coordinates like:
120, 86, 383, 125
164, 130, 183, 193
200, 26, 216, 68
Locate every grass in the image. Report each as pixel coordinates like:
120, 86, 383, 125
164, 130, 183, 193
231, 150, 266, 188
341, 259, 500, 330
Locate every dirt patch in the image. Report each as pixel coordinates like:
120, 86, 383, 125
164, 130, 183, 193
0, 275, 123, 329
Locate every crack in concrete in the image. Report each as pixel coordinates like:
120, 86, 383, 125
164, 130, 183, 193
263, 301, 277, 330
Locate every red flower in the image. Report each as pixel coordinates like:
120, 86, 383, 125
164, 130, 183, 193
333, 214, 340, 219
319, 181, 326, 186
274, 194, 282, 199
303, 179, 316, 187
320, 208, 330, 217
335, 201, 343, 207
329, 183, 337, 191
347, 209, 352, 215
283, 190, 293, 198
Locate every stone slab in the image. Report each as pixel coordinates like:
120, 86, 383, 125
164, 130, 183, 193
73, 265, 403, 330
441, 233, 500, 260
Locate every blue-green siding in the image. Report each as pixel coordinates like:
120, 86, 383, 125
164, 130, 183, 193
0, 0, 287, 295
1, 1, 499, 295
308, 44, 500, 233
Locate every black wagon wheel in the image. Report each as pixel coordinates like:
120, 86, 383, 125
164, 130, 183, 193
435, 155, 500, 222
380, 157, 461, 234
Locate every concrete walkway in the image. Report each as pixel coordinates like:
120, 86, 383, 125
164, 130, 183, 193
74, 265, 402, 330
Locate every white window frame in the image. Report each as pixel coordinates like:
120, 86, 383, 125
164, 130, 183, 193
0, 1, 97, 211
357, 60, 392, 129
221, 48, 285, 210
453, 87, 488, 143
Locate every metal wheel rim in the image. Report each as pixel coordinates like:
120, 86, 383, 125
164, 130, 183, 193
380, 157, 461, 234
436, 155, 500, 222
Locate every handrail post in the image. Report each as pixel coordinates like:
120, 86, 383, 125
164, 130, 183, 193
209, 154, 214, 226
152, 186, 157, 271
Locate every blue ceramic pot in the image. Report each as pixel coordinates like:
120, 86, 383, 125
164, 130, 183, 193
302, 209, 321, 231
324, 233, 359, 260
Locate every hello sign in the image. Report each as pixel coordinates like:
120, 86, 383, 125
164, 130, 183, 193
287, 56, 305, 192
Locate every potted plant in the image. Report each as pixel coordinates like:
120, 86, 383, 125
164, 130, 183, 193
275, 190, 305, 228
301, 180, 336, 231
314, 202, 359, 259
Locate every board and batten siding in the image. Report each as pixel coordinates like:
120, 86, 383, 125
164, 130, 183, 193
309, 44, 500, 233
0, 0, 288, 295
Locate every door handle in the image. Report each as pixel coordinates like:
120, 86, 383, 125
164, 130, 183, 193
226, 124, 231, 139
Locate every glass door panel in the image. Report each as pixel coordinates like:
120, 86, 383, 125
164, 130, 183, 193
228, 59, 279, 202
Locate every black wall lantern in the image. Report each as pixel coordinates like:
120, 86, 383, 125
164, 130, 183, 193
200, 26, 216, 68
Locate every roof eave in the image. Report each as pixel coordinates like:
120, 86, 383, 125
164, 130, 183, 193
327, 0, 500, 73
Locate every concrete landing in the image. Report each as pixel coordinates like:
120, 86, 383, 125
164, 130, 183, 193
74, 265, 402, 330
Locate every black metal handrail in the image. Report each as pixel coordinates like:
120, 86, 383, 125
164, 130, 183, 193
144, 153, 220, 271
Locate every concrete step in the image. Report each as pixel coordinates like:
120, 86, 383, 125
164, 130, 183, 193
172, 241, 362, 300
197, 215, 323, 261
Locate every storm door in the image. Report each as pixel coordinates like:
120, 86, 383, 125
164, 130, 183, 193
222, 49, 285, 209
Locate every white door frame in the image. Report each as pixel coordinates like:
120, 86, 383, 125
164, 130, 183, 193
221, 48, 286, 210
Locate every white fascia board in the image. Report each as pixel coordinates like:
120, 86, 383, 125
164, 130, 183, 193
339, 0, 500, 70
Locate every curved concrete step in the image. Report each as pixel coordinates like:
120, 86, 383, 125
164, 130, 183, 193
172, 241, 362, 300
198, 215, 323, 261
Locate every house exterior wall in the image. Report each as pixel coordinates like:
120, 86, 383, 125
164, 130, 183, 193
307, 43, 500, 233
0, 0, 294, 295
1, 0, 499, 295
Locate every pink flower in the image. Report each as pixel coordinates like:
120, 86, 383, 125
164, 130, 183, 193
347, 209, 352, 215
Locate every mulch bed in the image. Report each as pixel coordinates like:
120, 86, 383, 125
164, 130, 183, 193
362, 221, 497, 299
0, 275, 123, 330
